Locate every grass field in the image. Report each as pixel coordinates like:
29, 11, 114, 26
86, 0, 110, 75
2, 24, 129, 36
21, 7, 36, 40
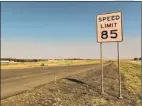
1, 60, 101, 69
116, 61, 141, 105
128, 61, 141, 65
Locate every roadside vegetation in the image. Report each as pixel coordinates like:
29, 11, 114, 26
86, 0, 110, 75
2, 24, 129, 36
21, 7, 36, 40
115, 61, 141, 105
1, 60, 100, 69
120, 61, 140, 93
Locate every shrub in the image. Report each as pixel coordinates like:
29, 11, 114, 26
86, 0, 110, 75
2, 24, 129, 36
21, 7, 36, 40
40, 63, 45, 66
134, 58, 138, 61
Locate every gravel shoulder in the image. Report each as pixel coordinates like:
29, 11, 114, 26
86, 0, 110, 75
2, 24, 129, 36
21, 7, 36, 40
1, 62, 140, 106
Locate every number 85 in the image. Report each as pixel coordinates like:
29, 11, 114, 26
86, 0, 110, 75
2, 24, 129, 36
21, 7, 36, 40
101, 30, 118, 39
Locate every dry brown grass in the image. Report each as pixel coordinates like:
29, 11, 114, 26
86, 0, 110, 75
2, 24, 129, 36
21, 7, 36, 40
1, 60, 100, 69
115, 61, 141, 105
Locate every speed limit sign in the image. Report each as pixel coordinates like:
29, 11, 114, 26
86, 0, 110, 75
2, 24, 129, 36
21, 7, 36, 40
96, 12, 123, 42
96, 11, 123, 99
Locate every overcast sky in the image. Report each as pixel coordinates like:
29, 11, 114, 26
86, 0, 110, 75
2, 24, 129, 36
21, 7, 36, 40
1, 2, 141, 59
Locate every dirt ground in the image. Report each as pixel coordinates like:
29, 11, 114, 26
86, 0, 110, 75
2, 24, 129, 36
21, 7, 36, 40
1, 62, 140, 106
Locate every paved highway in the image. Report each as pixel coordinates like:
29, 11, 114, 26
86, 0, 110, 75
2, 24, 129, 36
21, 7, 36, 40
1, 64, 100, 100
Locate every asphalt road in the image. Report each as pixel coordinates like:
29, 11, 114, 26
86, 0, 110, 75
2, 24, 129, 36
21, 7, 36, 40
1, 64, 100, 100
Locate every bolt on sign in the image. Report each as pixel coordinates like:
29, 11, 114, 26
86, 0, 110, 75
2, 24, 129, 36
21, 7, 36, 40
96, 12, 123, 42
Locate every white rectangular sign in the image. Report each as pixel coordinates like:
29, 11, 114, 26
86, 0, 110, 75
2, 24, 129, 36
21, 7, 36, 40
96, 12, 123, 43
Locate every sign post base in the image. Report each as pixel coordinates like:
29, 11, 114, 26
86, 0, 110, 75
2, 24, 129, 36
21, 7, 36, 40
119, 96, 123, 99
101, 91, 105, 95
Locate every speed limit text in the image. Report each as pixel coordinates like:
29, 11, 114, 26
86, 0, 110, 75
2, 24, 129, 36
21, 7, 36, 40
98, 15, 120, 29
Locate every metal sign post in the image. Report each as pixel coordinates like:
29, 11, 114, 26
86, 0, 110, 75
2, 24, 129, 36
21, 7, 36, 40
117, 42, 123, 98
100, 42, 104, 94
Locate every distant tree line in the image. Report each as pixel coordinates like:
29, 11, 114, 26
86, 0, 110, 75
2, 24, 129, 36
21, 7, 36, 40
64, 58, 84, 60
14, 59, 39, 62
1, 58, 41, 62
3, 57, 141, 62
1, 58, 96, 62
